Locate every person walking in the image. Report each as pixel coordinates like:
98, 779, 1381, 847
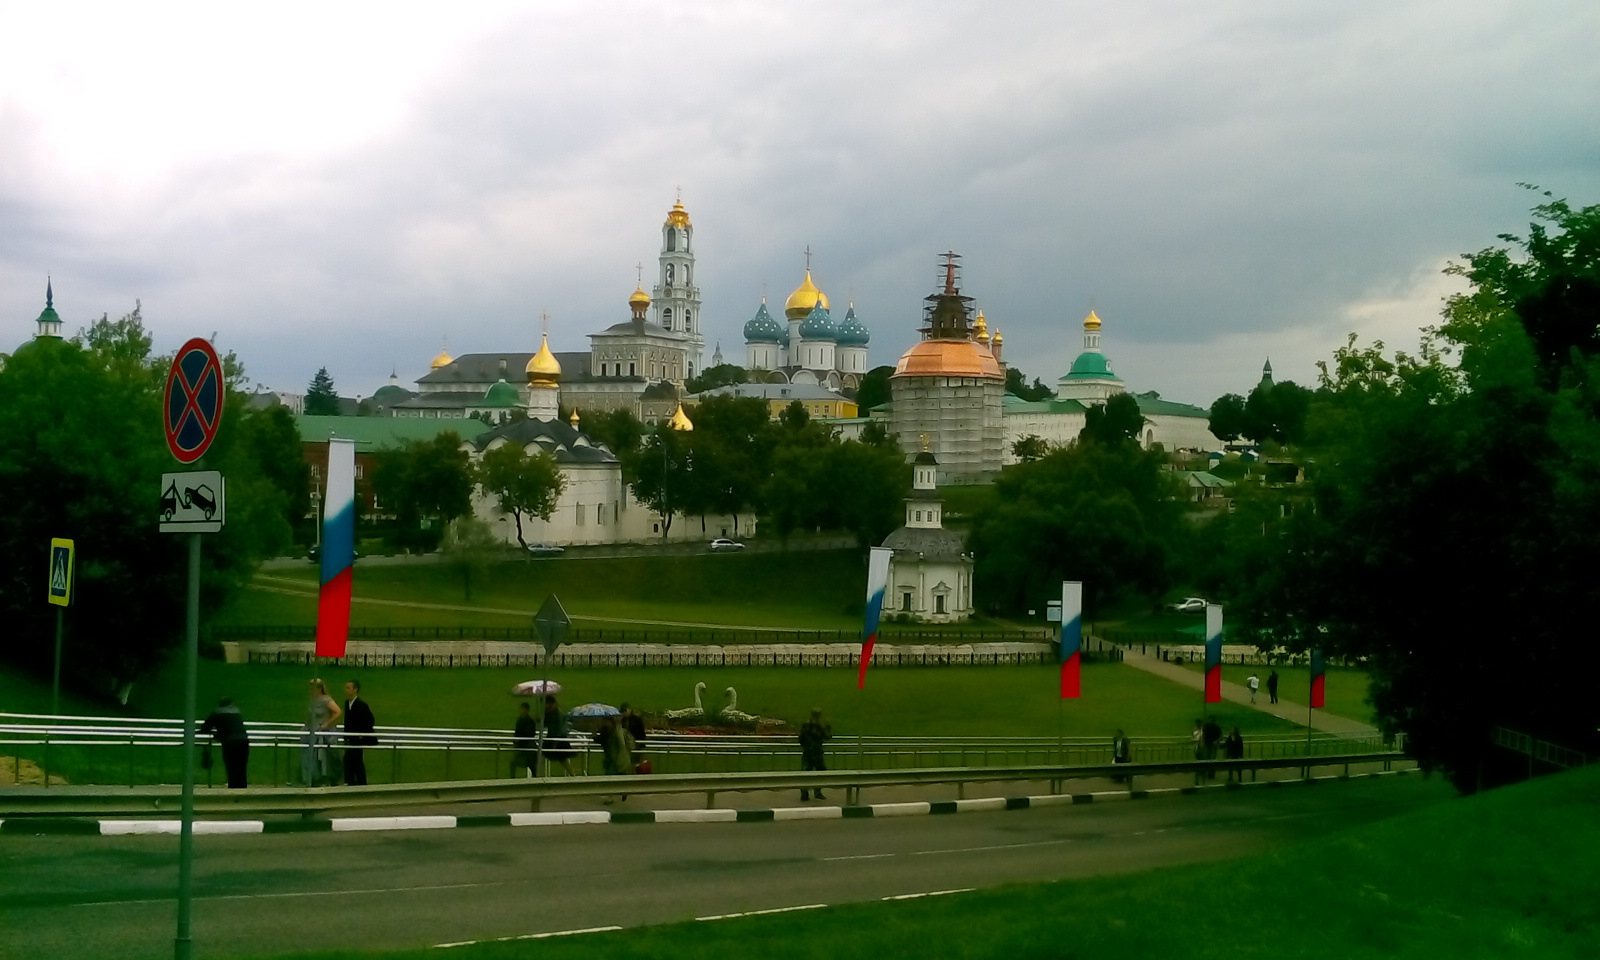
302, 678, 342, 786
1224, 726, 1245, 781
597, 715, 635, 803
1111, 728, 1131, 783
798, 708, 832, 801
1247, 673, 1260, 704
1202, 715, 1222, 780
541, 695, 576, 776
199, 697, 250, 789
1267, 669, 1280, 704
511, 701, 538, 778
620, 702, 647, 770
342, 680, 376, 786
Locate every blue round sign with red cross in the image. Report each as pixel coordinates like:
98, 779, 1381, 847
163, 338, 225, 464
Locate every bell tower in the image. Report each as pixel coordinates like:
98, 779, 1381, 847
652, 195, 704, 376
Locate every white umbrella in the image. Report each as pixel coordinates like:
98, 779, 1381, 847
512, 679, 563, 697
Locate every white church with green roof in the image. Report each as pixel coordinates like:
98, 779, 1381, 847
1000, 309, 1221, 461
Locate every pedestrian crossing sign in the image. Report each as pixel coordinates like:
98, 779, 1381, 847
48, 538, 74, 607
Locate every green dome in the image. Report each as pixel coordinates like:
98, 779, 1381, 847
1063, 351, 1120, 380
481, 379, 520, 408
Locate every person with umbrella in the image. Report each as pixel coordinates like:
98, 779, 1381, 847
511, 701, 538, 778
541, 695, 575, 776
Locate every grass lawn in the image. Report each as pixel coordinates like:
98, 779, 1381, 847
1166, 661, 1373, 724
239, 761, 1600, 960
226, 551, 873, 630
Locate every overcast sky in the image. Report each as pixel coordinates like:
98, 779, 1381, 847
3, 1, 1597, 408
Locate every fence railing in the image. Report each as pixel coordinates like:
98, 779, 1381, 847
0, 713, 1392, 790
239, 648, 1096, 669
0, 751, 1413, 819
212, 624, 1053, 645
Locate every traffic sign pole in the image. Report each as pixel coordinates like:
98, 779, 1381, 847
175, 532, 200, 960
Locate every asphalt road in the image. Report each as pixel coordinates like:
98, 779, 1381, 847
0, 775, 1452, 959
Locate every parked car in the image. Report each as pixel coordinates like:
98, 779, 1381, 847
525, 542, 565, 556
708, 538, 745, 552
1170, 596, 1208, 613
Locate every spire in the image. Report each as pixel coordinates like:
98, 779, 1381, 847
46, 276, 53, 309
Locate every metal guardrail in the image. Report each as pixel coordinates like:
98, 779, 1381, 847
1491, 727, 1591, 770
0, 752, 1410, 818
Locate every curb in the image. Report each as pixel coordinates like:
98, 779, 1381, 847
0, 768, 1415, 837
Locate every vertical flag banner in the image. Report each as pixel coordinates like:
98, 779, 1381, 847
1059, 581, 1083, 699
1204, 604, 1224, 704
315, 439, 356, 658
858, 547, 893, 689
1310, 648, 1326, 709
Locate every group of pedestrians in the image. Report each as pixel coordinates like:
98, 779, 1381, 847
198, 676, 377, 790
511, 696, 647, 796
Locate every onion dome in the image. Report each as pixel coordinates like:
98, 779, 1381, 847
526, 333, 562, 384
893, 340, 1005, 379
629, 285, 651, 306
569, 409, 581, 428
668, 402, 694, 431
430, 347, 453, 369
835, 303, 871, 347
1068, 350, 1114, 378
798, 301, 835, 340
666, 200, 691, 228
743, 300, 784, 343
482, 379, 520, 408
1084, 309, 1102, 331
993, 330, 1004, 344
973, 310, 989, 342
784, 270, 830, 320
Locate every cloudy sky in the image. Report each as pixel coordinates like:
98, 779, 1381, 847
3, 1, 1597, 408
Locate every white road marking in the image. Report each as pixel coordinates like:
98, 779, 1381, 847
821, 852, 897, 861
697, 904, 827, 921
882, 888, 974, 900
910, 839, 1072, 856
434, 925, 622, 948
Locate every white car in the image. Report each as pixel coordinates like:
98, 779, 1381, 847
708, 538, 745, 552
524, 542, 564, 556
1170, 597, 1208, 613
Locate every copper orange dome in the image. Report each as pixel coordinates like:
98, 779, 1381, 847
892, 340, 1004, 379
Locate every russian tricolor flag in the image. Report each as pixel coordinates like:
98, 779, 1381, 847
315, 438, 356, 659
1310, 648, 1326, 709
1203, 604, 1223, 704
1060, 581, 1082, 698
857, 547, 892, 689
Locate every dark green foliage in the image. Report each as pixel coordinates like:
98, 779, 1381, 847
0, 311, 271, 688
970, 442, 1184, 615
1243, 379, 1313, 445
1228, 191, 1600, 791
1208, 392, 1247, 442
1010, 434, 1050, 462
1078, 391, 1146, 447
475, 444, 565, 547
371, 433, 473, 552
853, 365, 895, 410
1004, 366, 1054, 401
304, 366, 339, 416
684, 363, 748, 394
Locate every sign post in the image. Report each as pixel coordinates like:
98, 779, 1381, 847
47, 538, 75, 716
162, 338, 224, 960
532, 595, 571, 776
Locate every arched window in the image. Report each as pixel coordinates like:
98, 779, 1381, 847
663, 308, 673, 328
666, 264, 674, 285
684, 310, 692, 332
666, 229, 676, 252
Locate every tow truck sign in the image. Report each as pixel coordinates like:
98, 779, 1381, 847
160, 471, 226, 534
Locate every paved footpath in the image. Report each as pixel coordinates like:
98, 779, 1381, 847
1115, 643, 1379, 736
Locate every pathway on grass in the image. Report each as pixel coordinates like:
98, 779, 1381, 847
249, 577, 843, 632
1114, 644, 1380, 736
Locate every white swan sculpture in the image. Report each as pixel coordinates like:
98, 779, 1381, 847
718, 687, 761, 725
662, 681, 707, 721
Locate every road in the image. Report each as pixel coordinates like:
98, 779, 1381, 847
0, 774, 1451, 959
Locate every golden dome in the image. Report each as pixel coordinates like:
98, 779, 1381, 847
569, 409, 581, 428
973, 310, 989, 341
784, 269, 831, 320
430, 348, 453, 369
892, 340, 1005, 380
526, 334, 561, 383
629, 285, 651, 305
666, 201, 691, 228
993, 330, 1004, 343
668, 402, 694, 431
1084, 310, 1102, 331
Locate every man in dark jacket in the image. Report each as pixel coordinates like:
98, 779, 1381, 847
199, 698, 250, 789
343, 680, 376, 786
798, 708, 832, 801
511, 701, 538, 777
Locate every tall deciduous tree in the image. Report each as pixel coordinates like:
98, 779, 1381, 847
475, 443, 566, 547
371, 433, 473, 552
1078, 392, 1146, 447
854, 365, 896, 410
1208, 393, 1248, 442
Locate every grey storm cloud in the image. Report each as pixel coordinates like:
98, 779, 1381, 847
2, 0, 1597, 407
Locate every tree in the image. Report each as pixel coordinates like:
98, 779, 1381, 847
630, 426, 693, 538
1229, 192, 1600, 792
583, 408, 645, 477
1004, 367, 1054, 401
1011, 435, 1050, 463
854, 365, 896, 410
438, 515, 502, 601
969, 441, 1185, 615
475, 444, 566, 547
860, 420, 896, 448
685, 363, 748, 394
1078, 392, 1146, 447
0, 310, 263, 688
305, 367, 340, 416
1208, 393, 1248, 442
1243, 380, 1313, 446
370, 433, 473, 552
